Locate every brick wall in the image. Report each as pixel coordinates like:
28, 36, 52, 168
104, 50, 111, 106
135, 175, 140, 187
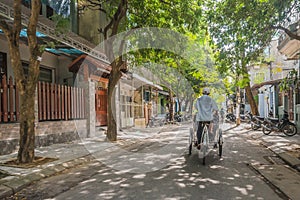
0, 119, 87, 155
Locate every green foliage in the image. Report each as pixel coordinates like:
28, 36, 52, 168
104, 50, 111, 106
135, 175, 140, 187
279, 69, 298, 91
205, 0, 300, 90
39, 41, 55, 52
50, 14, 70, 34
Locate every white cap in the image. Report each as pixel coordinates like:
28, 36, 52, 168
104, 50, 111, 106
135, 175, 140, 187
203, 87, 210, 94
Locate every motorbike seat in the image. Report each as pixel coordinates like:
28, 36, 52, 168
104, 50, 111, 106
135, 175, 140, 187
255, 116, 265, 121
268, 117, 279, 123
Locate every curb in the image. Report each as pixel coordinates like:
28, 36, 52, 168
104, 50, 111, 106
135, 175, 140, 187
0, 155, 94, 199
277, 152, 300, 173
0, 138, 141, 199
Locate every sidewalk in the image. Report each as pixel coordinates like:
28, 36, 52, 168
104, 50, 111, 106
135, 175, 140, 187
224, 123, 300, 200
236, 123, 300, 172
0, 125, 176, 199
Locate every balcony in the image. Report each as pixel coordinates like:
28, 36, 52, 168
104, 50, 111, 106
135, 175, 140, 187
278, 21, 300, 60
0, 0, 109, 63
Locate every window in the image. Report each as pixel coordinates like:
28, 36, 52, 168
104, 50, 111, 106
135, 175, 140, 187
22, 62, 54, 83
144, 91, 150, 102
22, 0, 70, 18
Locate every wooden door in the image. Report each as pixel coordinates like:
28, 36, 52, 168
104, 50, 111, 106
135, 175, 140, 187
95, 88, 107, 126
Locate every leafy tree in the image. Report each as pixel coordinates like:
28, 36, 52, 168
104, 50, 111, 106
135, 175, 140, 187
80, 0, 204, 141
0, 0, 43, 163
130, 31, 225, 121
205, 0, 300, 116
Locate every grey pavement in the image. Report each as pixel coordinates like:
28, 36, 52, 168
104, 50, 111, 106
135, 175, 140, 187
0, 122, 299, 199
223, 123, 300, 200
0, 125, 179, 199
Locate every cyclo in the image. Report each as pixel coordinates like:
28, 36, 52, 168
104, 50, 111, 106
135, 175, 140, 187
188, 114, 223, 165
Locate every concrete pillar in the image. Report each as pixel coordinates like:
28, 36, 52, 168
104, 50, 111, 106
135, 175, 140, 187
274, 85, 279, 118
258, 92, 265, 117
86, 79, 95, 137
284, 94, 288, 112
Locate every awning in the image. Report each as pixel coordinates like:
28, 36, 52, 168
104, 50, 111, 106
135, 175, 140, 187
132, 73, 163, 90
68, 55, 111, 78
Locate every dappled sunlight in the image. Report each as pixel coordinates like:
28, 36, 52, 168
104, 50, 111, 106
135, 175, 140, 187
81, 178, 97, 184
41, 123, 285, 200
132, 173, 146, 179
198, 178, 221, 184
210, 165, 226, 169
233, 186, 252, 195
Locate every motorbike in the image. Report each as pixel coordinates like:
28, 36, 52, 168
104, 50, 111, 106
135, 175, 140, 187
250, 114, 265, 130
262, 111, 297, 136
174, 112, 184, 122
225, 111, 251, 123
225, 113, 236, 122
147, 114, 166, 128
240, 111, 252, 123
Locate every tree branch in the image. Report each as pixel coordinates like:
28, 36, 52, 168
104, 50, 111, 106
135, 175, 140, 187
27, 0, 42, 87
110, 0, 128, 36
0, 20, 10, 33
272, 25, 300, 41
13, 0, 22, 36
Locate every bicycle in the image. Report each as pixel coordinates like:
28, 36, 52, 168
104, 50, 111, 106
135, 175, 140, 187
189, 120, 223, 165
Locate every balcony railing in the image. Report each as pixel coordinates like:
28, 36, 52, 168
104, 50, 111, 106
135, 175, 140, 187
0, 0, 109, 64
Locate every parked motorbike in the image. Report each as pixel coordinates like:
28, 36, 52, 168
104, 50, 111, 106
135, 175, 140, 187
250, 114, 265, 130
240, 111, 252, 123
174, 112, 183, 122
262, 111, 297, 136
225, 113, 236, 122
147, 114, 166, 128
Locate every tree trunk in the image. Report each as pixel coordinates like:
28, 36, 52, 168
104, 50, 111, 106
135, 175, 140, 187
0, 0, 42, 163
168, 89, 174, 121
178, 100, 182, 113
245, 83, 259, 115
106, 66, 122, 141
241, 60, 259, 116
17, 90, 36, 163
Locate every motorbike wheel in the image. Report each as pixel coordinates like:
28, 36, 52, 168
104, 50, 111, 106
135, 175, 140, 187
282, 123, 297, 136
251, 122, 260, 130
262, 124, 272, 135
226, 114, 236, 122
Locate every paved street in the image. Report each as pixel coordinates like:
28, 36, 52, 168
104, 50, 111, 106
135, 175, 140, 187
4, 122, 300, 200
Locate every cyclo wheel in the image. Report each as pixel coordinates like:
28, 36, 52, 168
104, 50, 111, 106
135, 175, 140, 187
201, 126, 209, 165
282, 122, 297, 136
218, 129, 223, 157
188, 128, 193, 155
202, 145, 207, 165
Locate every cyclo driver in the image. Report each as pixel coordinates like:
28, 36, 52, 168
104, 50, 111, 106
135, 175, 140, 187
195, 87, 219, 149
